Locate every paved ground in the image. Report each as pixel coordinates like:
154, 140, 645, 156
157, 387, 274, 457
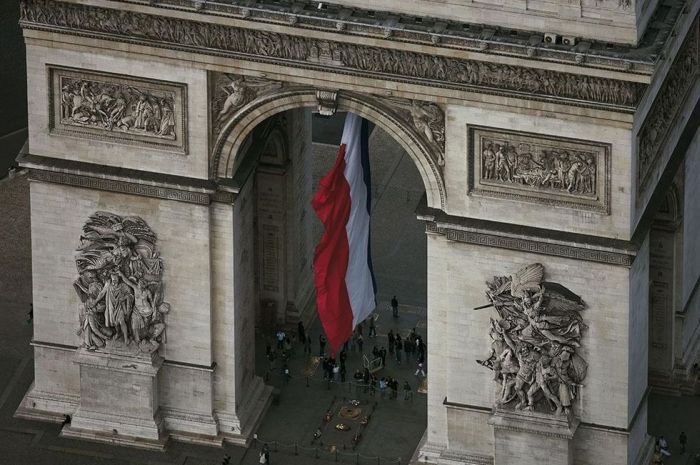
0, 114, 698, 465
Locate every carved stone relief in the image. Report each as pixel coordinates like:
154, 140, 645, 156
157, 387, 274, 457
385, 97, 446, 166
211, 72, 283, 137
50, 67, 187, 152
468, 126, 611, 213
73, 212, 171, 354
637, 18, 699, 194
476, 263, 588, 416
21, 0, 645, 109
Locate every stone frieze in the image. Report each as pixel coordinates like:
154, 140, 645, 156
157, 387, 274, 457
50, 66, 188, 152
21, 0, 645, 109
468, 126, 611, 213
637, 17, 699, 193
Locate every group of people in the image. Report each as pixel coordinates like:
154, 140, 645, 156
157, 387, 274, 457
351, 369, 413, 401
651, 433, 699, 465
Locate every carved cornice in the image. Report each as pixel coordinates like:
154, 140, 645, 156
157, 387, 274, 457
637, 16, 699, 194
425, 222, 635, 267
20, 0, 646, 110
29, 169, 211, 204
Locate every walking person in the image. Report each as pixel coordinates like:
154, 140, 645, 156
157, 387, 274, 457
395, 337, 403, 364
680, 432, 687, 454
297, 321, 306, 345
403, 380, 413, 400
404, 337, 412, 361
415, 362, 426, 378
388, 330, 395, 354
260, 443, 271, 464
357, 334, 364, 354
276, 330, 285, 350
391, 295, 399, 317
319, 334, 327, 357
368, 314, 377, 338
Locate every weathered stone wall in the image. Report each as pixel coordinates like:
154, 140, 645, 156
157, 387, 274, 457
682, 127, 700, 367
425, 232, 643, 464
444, 103, 633, 240
25, 43, 209, 179
286, 109, 315, 322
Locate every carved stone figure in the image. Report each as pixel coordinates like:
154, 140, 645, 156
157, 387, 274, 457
58, 75, 177, 140
385, 97, 446, 165
476, 263, 588, 416
211, 73, 283, 135
74, 212, 171, 353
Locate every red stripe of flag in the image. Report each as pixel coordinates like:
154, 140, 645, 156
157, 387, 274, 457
312, 144, 354, 355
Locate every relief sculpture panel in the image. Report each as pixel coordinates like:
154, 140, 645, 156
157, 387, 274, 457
468, 126, 611, 213
50, 66, 188, 153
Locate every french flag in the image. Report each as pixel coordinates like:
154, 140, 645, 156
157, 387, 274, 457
312, 112, 377, 355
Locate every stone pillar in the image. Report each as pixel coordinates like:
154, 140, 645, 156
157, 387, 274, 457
62, 349, 166, 449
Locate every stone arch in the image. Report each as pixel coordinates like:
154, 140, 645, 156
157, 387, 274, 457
211, 88, 446, 209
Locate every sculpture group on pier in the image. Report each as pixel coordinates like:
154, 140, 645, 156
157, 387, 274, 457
73, 212, 171, 354
477, 263, 588, 416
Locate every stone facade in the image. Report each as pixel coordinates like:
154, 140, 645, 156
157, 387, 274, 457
13, 0, 700, 462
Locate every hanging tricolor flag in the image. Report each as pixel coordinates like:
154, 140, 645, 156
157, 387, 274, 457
312, 112, 377, 355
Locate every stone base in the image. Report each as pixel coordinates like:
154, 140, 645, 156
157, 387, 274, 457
65, 347, 166, 448
489, 408, 578, 465
218, 376, 273, 446
14, 382, 79, 424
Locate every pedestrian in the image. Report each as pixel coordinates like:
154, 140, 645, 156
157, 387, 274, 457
368, 314, 377, 337
404, 336, 412, 361
395, 338, 403, 364
276, 330, 285, 350
379, 378, 387, 398
370, 376, 377, 396
333, 363, 340, 383
305, 334, 311, 354
297, 321, 306, 344
658, 436, 671, 457
680, 432, 687, 454
262, 443, 271, 464
319, 334, 327, 357
391, 295, 399, 317
403, 380, 412, 400
340, 365, 346, 383
357, 334, 364, 354
388, 330, 395, 354
391, 378, 399, 399
282, 364, 290, 384
379, 346, 387, 367
415, 362, 426, 378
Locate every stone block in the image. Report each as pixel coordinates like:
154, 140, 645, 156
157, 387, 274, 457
61, 348, 167, 450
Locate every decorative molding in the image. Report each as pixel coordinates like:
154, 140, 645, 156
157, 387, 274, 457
425, 222, 635, 266
20, 0, 646, 110
637, 17, 699, 194
49, 66, 188, 153
468, 126, 611, 214
28, 169, 211, 205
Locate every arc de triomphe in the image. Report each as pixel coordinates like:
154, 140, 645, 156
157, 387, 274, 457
13, 1, 700, 464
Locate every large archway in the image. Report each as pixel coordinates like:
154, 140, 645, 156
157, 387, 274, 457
211, 88, 446, 210
216, 98, 431, 460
